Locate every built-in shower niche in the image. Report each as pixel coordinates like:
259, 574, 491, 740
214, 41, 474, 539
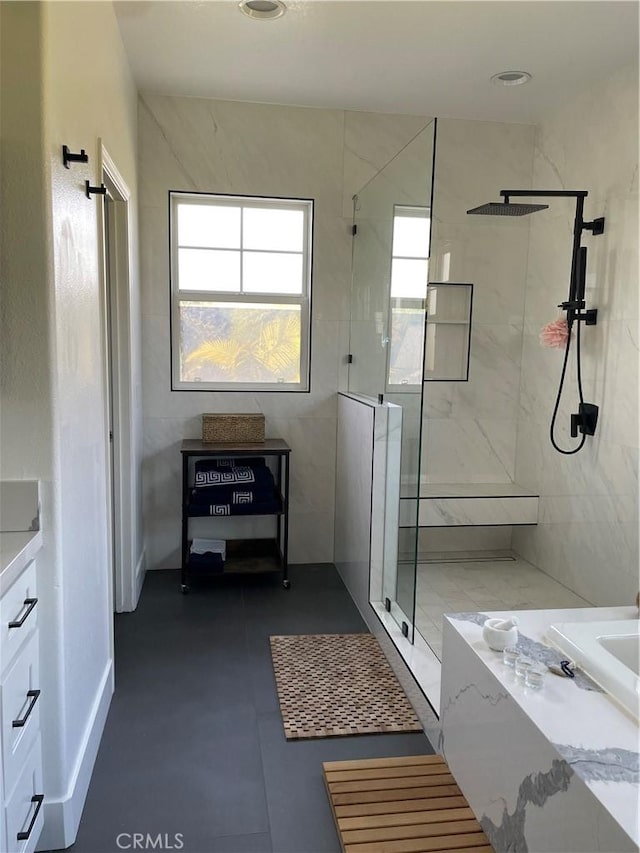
424, 283, 473, 381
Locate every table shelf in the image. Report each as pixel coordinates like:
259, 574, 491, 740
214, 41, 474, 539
180, 439, 291, 592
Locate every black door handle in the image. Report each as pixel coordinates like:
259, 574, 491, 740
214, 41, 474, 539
17, 794, 44, 840
8, 597, 38, 629
12, 690, 41, 727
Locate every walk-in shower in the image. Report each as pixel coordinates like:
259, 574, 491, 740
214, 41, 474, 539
337, 118, 608, 709
468, 189, 605, 454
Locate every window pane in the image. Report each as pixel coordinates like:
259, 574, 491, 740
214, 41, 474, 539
392, 214, 430, 258
179, 301, 301, 384
388, 306, 426, 385
390, 258, 428, 299
243, 251, 303, 294
177, 203, 241, 248
243, 207, 304, 252
178, 248, 240, 292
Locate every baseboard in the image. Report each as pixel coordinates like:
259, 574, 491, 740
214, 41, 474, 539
134, 548, 146, 609
36, 659, 114, 851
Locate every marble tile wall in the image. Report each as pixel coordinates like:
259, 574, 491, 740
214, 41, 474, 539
513, 63, 639, 605
138, 94, 429, 566
422, 119, 536, 487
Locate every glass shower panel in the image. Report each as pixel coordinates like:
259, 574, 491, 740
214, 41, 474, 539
348, 183, 393, 400
349, 119, 436, 640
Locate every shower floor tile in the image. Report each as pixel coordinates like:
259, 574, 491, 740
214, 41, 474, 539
414, 554, 592, 659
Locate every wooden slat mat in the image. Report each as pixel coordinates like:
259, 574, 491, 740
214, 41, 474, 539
270, 634, 422, 740
323, 755, 494, 853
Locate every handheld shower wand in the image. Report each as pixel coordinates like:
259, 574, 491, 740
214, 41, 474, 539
467, 190, 605, 454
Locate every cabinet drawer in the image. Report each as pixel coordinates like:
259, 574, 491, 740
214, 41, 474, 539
5, 734, 43, 853
2, 631, 40, 799
1, 560, 38, 676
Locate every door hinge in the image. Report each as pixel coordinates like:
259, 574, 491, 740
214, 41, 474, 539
351, 224, 357, 236
384, 597, 391, 612
401, 621, 409, 638
347, 353, 353, 364
109, 430, 114, 443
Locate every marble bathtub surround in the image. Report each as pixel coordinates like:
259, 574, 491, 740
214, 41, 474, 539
441, 606, 639, 852
450, 610, 602, 693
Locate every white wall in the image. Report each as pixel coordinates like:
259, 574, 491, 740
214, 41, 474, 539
414, 119, 536, 555
1, 2, 142, 846
138, 94, 429, 567
513, 63, 639, 606
423, 118, 536, 486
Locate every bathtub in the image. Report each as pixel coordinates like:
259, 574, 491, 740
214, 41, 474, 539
548, 619, 640, 721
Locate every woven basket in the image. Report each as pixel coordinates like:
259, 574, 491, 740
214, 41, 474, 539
202, 413, 265, 444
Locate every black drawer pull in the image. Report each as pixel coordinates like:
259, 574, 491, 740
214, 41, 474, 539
8, 597, 38, 629
17, 793, 44, 841
12, 689, 41, 728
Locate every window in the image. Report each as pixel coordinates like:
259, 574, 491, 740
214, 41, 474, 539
387, 205, 430, 387
170, 192, 313, 391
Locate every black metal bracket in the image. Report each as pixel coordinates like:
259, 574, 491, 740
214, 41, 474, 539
582, 217, 605, 236
346, 353, 353, 364
401, 621, 409, 638
571, 402, 599, 438
558, 301, 598, 326
580, 308, 598, 325
384, 597, 391, 612
62, 145, 88, 169
85, 180, 106, 199
377, 393, 384, 404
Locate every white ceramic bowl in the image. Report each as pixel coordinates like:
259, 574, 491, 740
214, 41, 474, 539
483, 618, 519, 651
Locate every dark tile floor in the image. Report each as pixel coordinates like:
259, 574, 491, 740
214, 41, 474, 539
63, 565, 433, 853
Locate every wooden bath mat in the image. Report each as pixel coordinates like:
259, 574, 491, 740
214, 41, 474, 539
269, 633, 422, 740
323, 754, 494, 852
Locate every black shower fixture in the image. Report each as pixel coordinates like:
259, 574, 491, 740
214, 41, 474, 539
467, 189, 605, 455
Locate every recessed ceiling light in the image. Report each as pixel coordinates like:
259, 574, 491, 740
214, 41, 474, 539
239, 0, 287, 20
491, 71, 532, 87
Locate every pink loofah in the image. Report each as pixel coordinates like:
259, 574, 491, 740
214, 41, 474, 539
540, 317, 570, 348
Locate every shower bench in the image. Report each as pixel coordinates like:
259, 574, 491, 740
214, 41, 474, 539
398, 482, 539, 527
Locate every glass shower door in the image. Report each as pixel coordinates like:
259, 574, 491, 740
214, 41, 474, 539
348, 119, 436, 641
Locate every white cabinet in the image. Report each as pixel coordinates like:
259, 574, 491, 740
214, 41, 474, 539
0, 556, 43, 853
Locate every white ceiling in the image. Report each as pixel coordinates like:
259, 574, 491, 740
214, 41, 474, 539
114, 0, 639, 123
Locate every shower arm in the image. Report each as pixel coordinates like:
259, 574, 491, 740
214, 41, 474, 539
499, 190, 604, 327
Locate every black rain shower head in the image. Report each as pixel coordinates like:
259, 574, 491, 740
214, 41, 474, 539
466, 201, 549, 216
464, 186, 604, 456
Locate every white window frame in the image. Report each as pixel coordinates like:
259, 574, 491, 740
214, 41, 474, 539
386, 204, 430, 391
170, 191, 313, 392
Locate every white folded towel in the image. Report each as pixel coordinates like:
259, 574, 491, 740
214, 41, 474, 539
190, 538, 226, 559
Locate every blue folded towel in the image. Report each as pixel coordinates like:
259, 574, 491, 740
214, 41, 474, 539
188, 551, 224, 572
194, 465, 274, 489
189, 485, 275, 505
194, 457, 266, 472
188, 495, 281, 517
